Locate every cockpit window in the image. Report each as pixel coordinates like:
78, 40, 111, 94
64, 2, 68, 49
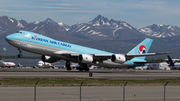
16, 31, 22, 33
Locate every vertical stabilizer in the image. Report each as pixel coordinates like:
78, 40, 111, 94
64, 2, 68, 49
167, 55, 175, 66
127, 38, 153, 60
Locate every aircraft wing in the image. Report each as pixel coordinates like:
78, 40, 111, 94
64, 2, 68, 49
54, 51, 170, 61
94, 52, 171, 60
54, 51, 112, 60
55, 52, 111, 60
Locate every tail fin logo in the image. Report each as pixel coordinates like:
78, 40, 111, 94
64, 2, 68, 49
139, 45, 146, 54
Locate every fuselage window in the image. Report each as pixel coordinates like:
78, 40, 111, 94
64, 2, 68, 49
16, 31, 22, 34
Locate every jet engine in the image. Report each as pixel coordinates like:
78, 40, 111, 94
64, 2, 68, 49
78, 54, 93, 63
111, 54, 126, 63
41, 55, 58, 63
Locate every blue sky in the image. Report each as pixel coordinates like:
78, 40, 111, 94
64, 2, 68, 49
0, 0, 180, 28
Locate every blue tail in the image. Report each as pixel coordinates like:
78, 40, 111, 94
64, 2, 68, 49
127, 38, 153, 60
167, 55, 175, 66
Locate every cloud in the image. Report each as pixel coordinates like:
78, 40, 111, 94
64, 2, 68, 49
1, 0, 180, 28
34, 6, 78, 10
46, 3, 78, 6
0, 9, 31, 13
0, 0, 104, 13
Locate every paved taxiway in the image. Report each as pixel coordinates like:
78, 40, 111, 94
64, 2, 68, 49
0, 68, 180, 80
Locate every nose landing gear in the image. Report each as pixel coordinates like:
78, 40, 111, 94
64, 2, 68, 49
18, 49, 23, 58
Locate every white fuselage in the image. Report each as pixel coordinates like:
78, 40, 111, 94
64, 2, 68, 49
0, 60, 15, 67
37, 61, 52, 68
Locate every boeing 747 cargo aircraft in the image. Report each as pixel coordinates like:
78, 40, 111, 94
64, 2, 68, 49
5, 30, 169, 71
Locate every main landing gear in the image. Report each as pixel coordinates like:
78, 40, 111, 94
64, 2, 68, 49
78, 63, 89, 72
66, 61, 72, 70
18, 49, 23, 58
65, 61, 89, 72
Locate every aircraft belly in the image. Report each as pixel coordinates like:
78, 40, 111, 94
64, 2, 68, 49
8, 40, 49, 55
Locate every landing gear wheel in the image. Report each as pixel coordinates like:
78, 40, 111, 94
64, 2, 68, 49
18, 54, 23, 58
18, 49, 23, 58
79, 68, 83, 72
84, 68, 89, 72
66, 61, 72, 71
79, 63, 89, 72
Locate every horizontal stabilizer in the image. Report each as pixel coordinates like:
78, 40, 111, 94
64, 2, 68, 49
127, 52, 171, 57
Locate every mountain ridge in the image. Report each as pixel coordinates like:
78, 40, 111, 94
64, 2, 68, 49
1, 15, 180, 39
0, 15, 180, 59
138, 24, 180, 38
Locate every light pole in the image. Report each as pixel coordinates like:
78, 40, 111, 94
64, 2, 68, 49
2, 48, 6, 68
2, 48, 6, 60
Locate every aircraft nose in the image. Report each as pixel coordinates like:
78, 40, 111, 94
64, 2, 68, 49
5, 34, 17, 42
5, 35, 10, 41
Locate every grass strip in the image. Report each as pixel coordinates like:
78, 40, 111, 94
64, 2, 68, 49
0, 78, 180, 87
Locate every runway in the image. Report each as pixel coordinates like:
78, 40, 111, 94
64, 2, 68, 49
0, 68, 180, 80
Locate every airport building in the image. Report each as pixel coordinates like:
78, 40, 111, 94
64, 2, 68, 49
135, 62, 171, 70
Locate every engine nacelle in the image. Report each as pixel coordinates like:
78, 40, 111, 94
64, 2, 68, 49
111, 54, 126, 63
41, 55, 58, 63
78, 54, 93, 63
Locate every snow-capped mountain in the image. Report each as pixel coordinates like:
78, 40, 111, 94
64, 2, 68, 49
0, 15, 29, 45
138, 24, 180, 38
43, 18, 60, 27
0, 15, 28, 31
67, 15, 145, 40
0, 16, 81, 43
1, 15, 180, 41
43, 18, 70, 31
58, 22, 70, 31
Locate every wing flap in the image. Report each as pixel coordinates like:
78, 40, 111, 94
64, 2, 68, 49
54, 51, 80, 56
